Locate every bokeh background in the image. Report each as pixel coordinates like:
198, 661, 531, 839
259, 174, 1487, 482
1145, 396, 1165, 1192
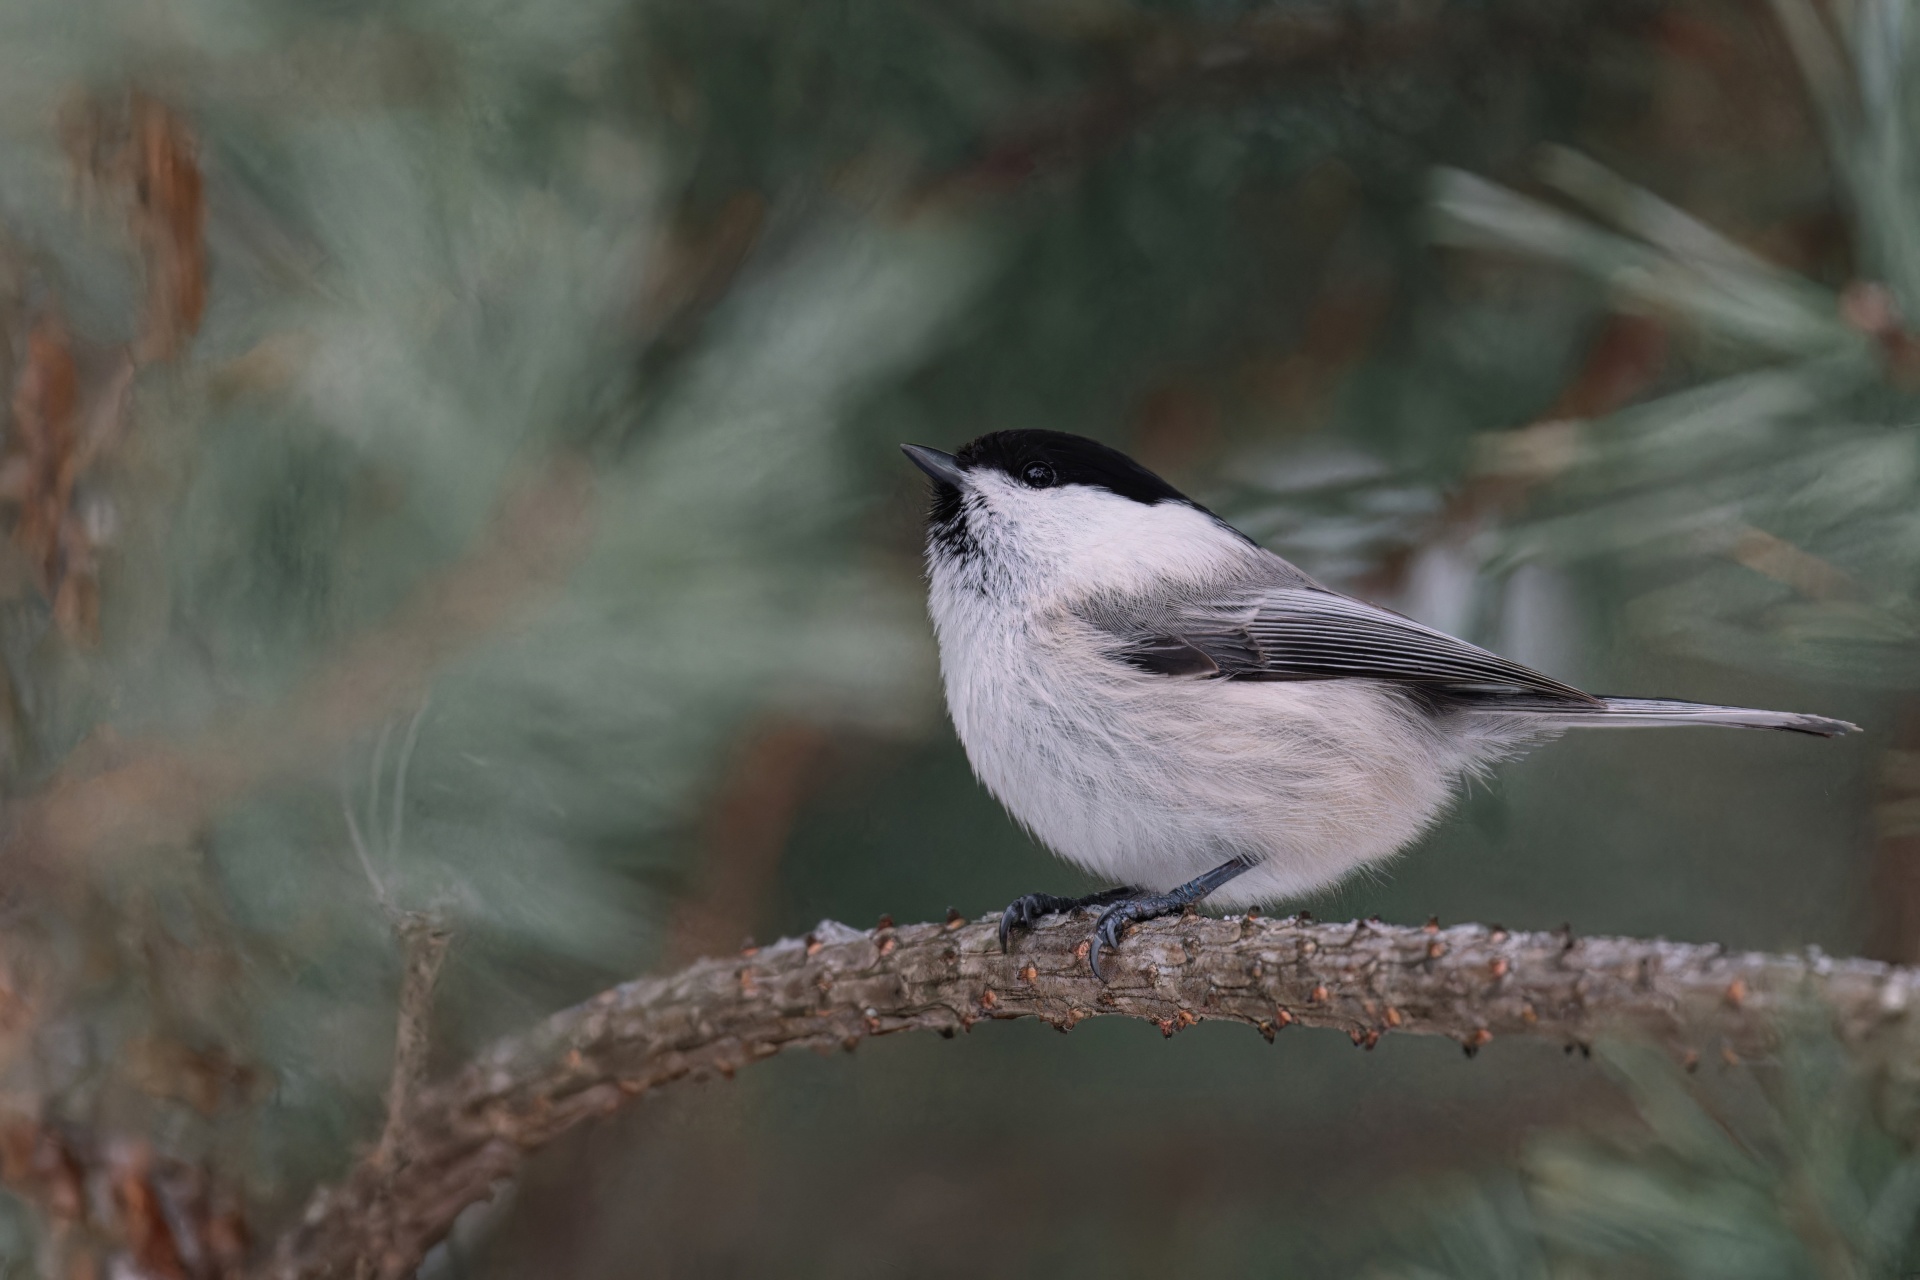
0, 0, 1914, 1274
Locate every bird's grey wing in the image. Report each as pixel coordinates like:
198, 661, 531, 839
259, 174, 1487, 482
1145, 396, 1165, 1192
1093, 586, 1601, 706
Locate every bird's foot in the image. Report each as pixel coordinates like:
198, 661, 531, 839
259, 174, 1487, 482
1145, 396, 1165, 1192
1087, 891, 1194, 981
1084, 855, 1260, 980
998, 886, 1136, 952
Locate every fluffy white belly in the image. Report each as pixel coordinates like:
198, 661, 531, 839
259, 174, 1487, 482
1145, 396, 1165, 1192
937, 606, 1489, 907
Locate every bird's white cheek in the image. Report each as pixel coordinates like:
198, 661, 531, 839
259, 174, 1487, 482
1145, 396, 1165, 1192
987, 487, 1254, 599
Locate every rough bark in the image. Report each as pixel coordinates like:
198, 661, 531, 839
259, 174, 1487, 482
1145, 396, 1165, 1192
371, 915, 454, 1174
266, 910, 1920, 1279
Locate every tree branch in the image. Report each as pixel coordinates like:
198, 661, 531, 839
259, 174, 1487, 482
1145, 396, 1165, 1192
371, 914, 454, 1174
265, 911, 1920, 1279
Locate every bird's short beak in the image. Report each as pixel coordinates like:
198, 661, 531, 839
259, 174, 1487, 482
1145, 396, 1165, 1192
900, 443, 967, 488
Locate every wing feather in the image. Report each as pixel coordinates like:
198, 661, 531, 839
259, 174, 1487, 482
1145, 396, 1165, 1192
1105, 586, 1600, 706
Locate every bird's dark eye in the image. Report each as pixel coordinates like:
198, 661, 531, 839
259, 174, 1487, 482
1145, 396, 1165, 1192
1021, 461, 1057, 489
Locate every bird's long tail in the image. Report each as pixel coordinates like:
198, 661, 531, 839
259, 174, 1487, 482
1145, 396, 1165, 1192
1553, 696, 1857, 737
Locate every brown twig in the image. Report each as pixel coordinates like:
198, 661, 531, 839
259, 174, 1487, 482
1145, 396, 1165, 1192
268, 911, 1920, 1280
371, 914, 454, 1175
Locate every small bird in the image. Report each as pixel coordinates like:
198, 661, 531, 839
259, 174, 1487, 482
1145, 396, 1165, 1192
901, 430, 1856, 979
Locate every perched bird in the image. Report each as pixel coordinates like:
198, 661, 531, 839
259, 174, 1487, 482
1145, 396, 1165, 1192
901, 430, 1856, 978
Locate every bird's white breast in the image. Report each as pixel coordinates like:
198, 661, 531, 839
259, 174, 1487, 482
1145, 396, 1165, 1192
927, 555, 1488, 908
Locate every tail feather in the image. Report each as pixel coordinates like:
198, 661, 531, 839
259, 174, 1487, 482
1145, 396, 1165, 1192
1560, 696, 1857, 737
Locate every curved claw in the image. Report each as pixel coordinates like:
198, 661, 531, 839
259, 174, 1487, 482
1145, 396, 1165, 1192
996, 901, 1024, 953
997, 892, 1071, 953
1079, 858, 1259, 981
1088, 903, 1134, 981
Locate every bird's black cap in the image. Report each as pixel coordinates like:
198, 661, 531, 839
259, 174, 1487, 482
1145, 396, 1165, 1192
944, 430, 1194, 506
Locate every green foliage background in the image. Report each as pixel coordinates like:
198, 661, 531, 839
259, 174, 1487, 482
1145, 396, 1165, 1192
0, 0, 1910, 1274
